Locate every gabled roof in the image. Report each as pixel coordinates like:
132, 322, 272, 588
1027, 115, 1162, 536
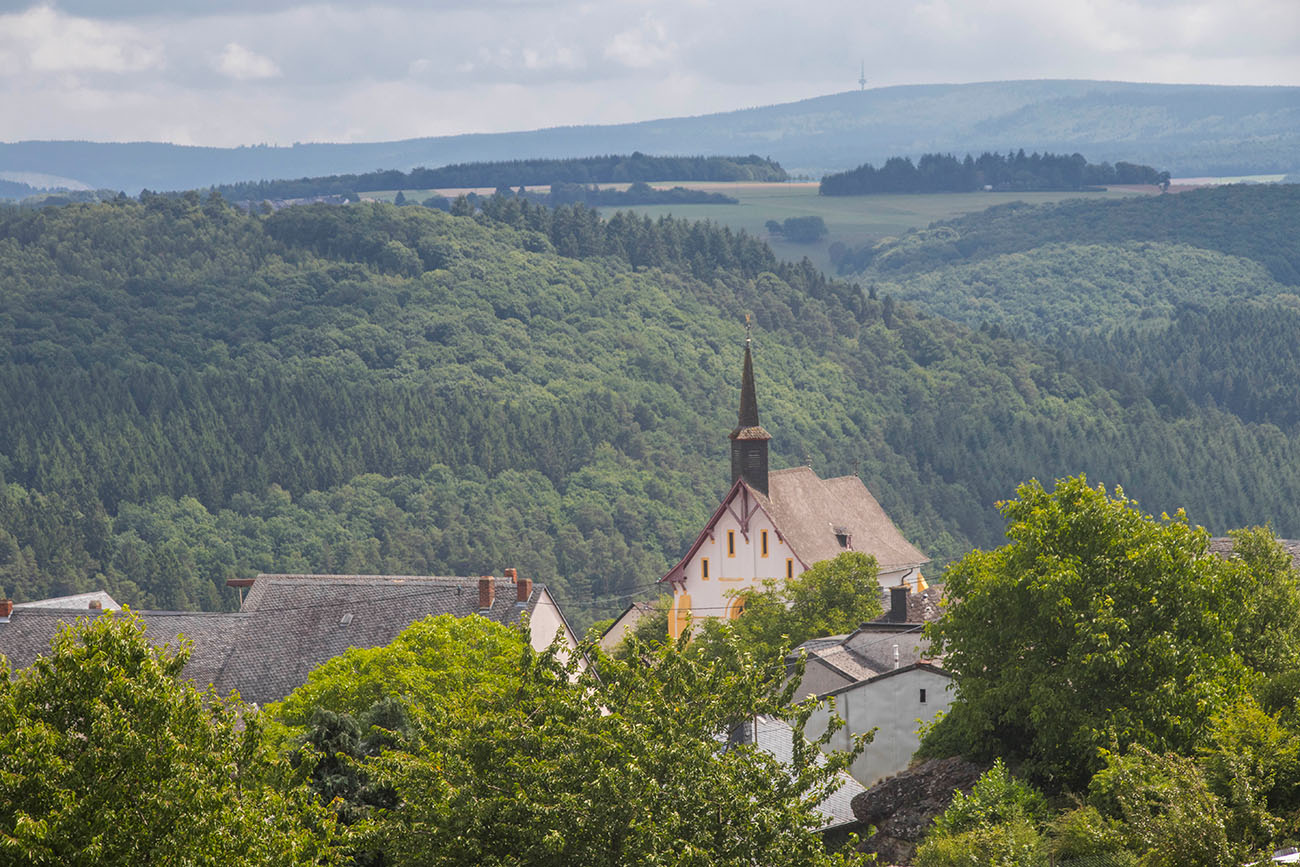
0, 608, 242, 690
1, 574, 566, 706
731, 715, 867, 832
223, 574, 548, 704
14, 590, 121, 611
761, 468, 928, 571
815, 662, 952, 700
660, 467, 928, 585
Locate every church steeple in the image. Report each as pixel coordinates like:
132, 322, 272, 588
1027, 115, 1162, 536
729, 332, 771, 494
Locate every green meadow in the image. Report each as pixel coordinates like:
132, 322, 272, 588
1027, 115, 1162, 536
367, 182, 1153, 274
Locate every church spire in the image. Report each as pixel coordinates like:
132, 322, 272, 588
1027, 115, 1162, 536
729, 327, 771, 494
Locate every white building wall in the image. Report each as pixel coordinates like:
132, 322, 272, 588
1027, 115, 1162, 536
528, 587, 584, 669
807, 668, 954, 787
670, 502, 796, 631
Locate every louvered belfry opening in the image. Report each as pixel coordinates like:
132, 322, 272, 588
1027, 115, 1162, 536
729, 338, 771, 495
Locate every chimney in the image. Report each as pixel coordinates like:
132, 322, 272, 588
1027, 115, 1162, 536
0, 599, 11, 618
516, 571, 534, 605
888, 585, 909, 623
88, 599, 102, 610
478, 576, 495, 611
504, 567, 517, 582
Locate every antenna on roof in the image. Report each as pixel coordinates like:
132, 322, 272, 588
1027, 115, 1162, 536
858, 60, 867, 91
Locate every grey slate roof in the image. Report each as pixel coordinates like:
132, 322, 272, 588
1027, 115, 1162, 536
1, 574, 557, 706
15, 590, 121, 611
1209, 537, 1300, 569
876, 583, 946, 624
736, 715, 868, 832
755, 468, 929, 572
223, 574, 544, 705
0, 608, 241, 691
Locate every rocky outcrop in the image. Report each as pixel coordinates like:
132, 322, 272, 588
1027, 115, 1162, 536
850, 756, 989, 864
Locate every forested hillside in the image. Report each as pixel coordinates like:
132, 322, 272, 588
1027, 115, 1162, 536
211, 154, 785, 202
5, 194, 1300, 626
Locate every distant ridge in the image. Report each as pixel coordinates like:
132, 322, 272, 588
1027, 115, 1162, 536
1, 79, 1296, 193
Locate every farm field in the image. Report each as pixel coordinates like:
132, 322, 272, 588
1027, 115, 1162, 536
366, 182, 1155, 274
609, 183, 1153, 274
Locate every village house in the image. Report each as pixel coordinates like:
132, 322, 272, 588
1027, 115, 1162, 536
794, 584, 953, 787
0, 569, 579, 704
656, 337, 930, 639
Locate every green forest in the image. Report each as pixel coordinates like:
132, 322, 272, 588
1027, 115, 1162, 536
210, 154, 786, 203
2, 187, 1300, 628
820, 150, 1168, 196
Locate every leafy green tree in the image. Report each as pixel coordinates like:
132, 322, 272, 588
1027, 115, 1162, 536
1088, 747, 1236, 867
926, 476, 1300, 787
914, 760, 1050, 867
0, 612, 339, 865
269, 614, 528, 738
697, 552, 884, 661
360, 631, 870, 867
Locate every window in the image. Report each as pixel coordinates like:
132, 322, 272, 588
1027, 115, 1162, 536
919, 688, 927, 704
835, 531, 850, 548
760, 530, 769, 557
701, 558, 709, 580
786, 558, 794, 580
726, 597, 747, 620
727, 530, 736, 557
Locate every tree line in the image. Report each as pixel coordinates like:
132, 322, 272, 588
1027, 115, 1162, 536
820, 149, 1169, 196
209, 153, 787, 202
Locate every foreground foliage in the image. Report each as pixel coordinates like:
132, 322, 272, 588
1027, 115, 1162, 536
0, 613, 339, 865
927, 476, 1300, 788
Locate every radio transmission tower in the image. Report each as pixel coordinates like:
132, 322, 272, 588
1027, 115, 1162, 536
858, 61, 867, 91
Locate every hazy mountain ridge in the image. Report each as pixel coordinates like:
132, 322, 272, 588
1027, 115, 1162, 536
3, 80, 1295, 194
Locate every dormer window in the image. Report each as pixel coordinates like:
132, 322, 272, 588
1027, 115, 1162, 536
834, 527, 851, 548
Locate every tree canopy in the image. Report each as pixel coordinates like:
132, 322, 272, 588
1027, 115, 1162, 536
0, 612, 340, 865
926, 476, 1300, 788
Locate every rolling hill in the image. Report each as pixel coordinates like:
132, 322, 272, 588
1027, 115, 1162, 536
2, 80, 1296, 194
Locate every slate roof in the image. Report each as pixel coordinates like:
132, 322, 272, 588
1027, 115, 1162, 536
1, 574, 560, 706
15, 590, 121, 611
756, 468, 928, 572
223, 574, 544, 705
876, 583, 945, 624
0, 608, 242, 690
1209, 537, 1300, 569
733, 715, 868, 832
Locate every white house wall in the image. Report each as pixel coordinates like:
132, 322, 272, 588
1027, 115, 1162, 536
671, 496, 796, 631
807, 668, 954, 787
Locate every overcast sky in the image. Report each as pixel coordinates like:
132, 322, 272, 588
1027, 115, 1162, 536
1, 0, 1297, 147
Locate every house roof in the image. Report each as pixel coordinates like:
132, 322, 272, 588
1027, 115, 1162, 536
875, 583, 946, 624
815, 661, 952, 700
735, 715, 868, 832
1, 574, 562, 706
660, 468, 928, 584
1209, 536, 1300, 570
0, 608, 242, 690
14, 590, 121, 611
758, 468, 928, 572
222, 574, 547, 705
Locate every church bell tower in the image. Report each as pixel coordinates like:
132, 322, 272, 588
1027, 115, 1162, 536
729, 336, 771, 495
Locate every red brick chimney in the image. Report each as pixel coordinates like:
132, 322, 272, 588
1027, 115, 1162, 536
478, 576, 495, 610
504, 567, 517, 582
0, 599, 12, 618
515, 571, 533, 604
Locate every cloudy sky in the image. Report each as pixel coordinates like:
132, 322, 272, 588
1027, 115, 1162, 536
1, 0, 1297, 147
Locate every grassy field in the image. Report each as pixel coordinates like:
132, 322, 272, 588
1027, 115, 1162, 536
609, 183, 1151, 274
365, 182, 1154, 275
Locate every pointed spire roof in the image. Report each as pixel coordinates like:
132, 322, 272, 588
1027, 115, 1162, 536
730, 337, 771, 442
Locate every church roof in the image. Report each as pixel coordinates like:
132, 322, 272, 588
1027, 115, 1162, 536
754, 467, 928, 572
730, 339, 770, 442
659, 467, 928, 584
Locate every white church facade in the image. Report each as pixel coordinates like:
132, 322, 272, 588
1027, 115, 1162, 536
659, 339, 930, 639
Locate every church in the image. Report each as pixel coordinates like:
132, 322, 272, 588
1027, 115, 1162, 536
658, 338, 929, 639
